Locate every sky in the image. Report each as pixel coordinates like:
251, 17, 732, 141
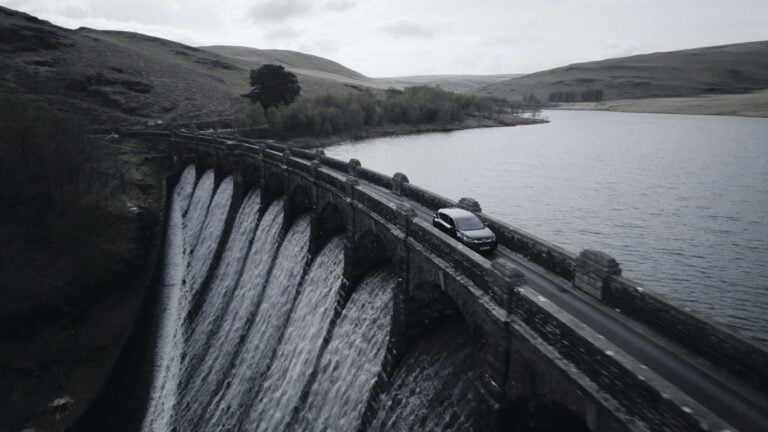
6, 0, 768, 77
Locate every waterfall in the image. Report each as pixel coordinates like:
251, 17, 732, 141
183, 189, 261, 380
182, 169, 215, 260
141, 167, 234, 432
369, 321, 486, 432
186, 176, 233, 299
294, 267, 396, 432
141, 166, 494, 432
245, 236, 346, 432
176, 199, 285, 430
203, 215, 312, 431
141, 166, 196, 432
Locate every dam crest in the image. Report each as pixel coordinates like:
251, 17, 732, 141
125, 131, 768, 432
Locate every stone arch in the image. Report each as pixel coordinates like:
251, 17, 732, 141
346, 229, 393, 287
314, 201, 347, 247
286, 183, 313, 227
289, 184, 312, 213
262, 171, 285, 209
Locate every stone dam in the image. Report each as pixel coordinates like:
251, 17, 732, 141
86, 131, 768, 432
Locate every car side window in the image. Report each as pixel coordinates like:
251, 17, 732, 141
443, 214, 455, 228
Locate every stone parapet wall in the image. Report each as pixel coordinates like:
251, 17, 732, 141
605, 275, 768, 392
118, 130, 768, 430
511, 287, 728, 432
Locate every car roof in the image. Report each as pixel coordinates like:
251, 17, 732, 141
437, 207, 478, 219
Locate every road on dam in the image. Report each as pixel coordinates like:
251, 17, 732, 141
358, 182, 768, 432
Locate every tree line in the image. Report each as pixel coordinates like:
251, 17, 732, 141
235, 64, 527, 139
236, 85, 515, 138
548, 88, 605, 103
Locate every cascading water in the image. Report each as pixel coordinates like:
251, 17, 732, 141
203, 215, 312, 431
142, 167, 496, 432
141, 166, 196, 432
177, 199, 285, 430
294, 267, 396, 432
369, 321, 487, 432
183, 189, 261, 379
186, 176, 233, 298
182, 169, 215, 261
245, 236, 346, 432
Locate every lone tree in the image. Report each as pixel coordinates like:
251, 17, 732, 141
243, 64, 301, 109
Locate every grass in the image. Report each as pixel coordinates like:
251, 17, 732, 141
552, 90, 768, 117
476, 41, 768, 117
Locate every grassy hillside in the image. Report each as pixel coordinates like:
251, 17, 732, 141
381, 74, 522, 93
0, 7, 385, 127
476, 41, 768, 104
201, 45, 389, 95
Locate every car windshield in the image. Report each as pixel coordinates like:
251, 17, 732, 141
454, 215, 485, 231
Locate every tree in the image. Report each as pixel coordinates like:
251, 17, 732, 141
581, 88, 604, 102
0, 95, 93, 215
243, 64, 301, 109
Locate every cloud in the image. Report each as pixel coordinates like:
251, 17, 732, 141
264, 26, 300, 40
380, 19, 434, 39
38, 14, 207, 47
598, 40, 641, 60
249, 0, 311, 23
325, 0, 356, 12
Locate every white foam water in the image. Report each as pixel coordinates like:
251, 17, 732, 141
295, 267, 395, 432
245, 236, 346, 432
203, 215, 312, 431
369, 322, 484, 432
185, 176, 233, 299
141, 165, 196, 432
176, 199, 285, 430
184, 189, 261, 379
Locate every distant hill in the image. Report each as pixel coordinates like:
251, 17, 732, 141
380, 74, 522, 93
475, 41, 768, 103
201, 46, 390, 95
0, 7, 384, 127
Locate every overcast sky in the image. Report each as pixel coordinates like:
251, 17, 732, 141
6, 0, 768, 77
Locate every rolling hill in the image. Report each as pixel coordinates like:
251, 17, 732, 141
379, 74, 522, 93
201, 45, 389, 95
476, 41, 768, 104
0, 6, 386, 127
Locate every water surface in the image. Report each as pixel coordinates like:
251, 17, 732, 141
327, 110, 768, 344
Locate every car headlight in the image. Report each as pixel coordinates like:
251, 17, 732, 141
460, 233, 480, 243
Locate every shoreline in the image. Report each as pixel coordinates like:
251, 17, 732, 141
549, 91, 768, 118
285, 114, 546, 148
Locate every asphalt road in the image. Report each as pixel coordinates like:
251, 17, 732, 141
360, 183, 768, 432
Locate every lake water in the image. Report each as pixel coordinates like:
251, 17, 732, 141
326, 110, 768, 345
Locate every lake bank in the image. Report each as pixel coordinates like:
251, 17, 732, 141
286, 113, 545, 148
551, 90, 768, 117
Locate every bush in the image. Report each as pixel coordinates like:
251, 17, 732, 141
0, 95, 94, 219
235, 86, 512, 139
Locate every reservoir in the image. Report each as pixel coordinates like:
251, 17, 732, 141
326, 110, 768, 345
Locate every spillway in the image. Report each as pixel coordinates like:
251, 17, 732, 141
294, 267, 395, 432
141, 165, 493, 432
203, 214, 312, 430
369, 321, 487, 432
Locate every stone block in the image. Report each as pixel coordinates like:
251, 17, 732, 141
395, 202, 416, 232
391, 172, 409, 196
458, 197, 482, 213
347, 158, 361, 176
574, 249, 621, 300
344, 176, 359, 197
